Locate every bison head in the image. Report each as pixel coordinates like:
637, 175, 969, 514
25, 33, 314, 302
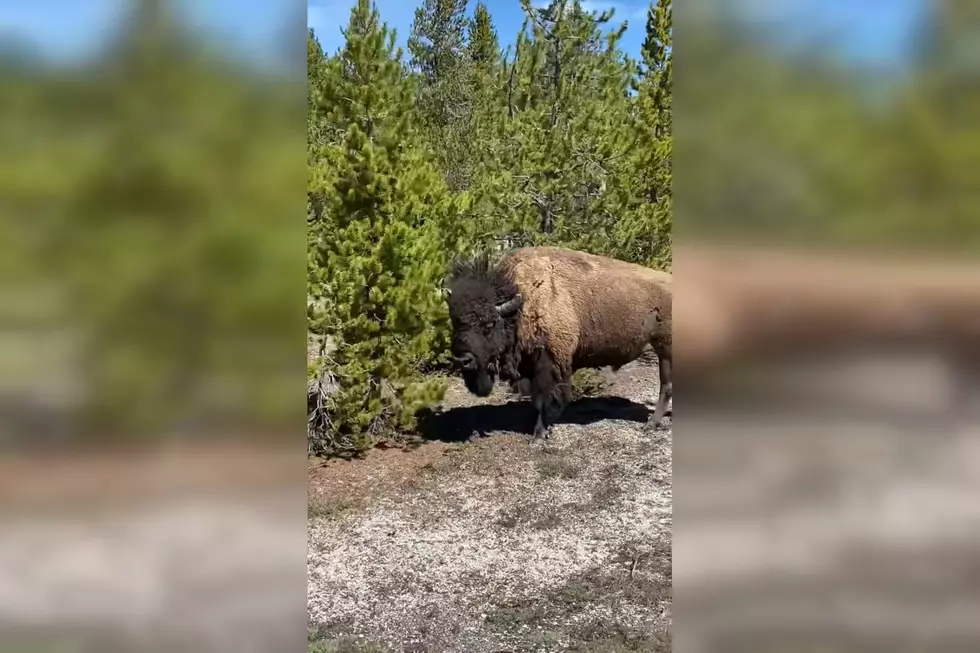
444, 254, 524, 397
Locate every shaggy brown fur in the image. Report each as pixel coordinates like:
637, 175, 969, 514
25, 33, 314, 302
673, 242, 980, 420
446, 246, 672, 440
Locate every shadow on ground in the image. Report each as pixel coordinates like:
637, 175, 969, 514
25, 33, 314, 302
416, 395, 651, 443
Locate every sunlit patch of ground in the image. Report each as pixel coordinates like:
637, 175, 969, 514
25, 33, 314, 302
308, 360, 672, 652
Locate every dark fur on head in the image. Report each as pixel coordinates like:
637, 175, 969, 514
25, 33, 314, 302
444, 251, 524, 397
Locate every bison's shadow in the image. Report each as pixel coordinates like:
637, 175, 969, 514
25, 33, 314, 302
416, 395, 650, 443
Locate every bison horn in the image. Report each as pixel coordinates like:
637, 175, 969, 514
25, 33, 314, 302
495, 294, 524, 316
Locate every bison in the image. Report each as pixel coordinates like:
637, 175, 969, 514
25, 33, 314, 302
444, 246, 672, 440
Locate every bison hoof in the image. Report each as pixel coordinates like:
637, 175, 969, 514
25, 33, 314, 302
645, 417, 666, 432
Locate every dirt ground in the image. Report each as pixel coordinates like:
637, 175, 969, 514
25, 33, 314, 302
671, 352, 980, 653
307, 360, 673, 653
0, 443, 306, 653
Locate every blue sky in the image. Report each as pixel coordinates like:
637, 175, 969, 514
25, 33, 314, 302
0, 0, 925, 72
310, 0, 927, 72
0, 0, 301, 64
309, 0, 652, 61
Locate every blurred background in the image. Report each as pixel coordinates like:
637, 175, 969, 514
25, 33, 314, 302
675, 0, 980, 651
0, 0, 305, 447
0, 1, 307, 651
678, 0, 979, 251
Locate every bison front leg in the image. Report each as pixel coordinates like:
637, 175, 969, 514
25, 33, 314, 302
529, 348, 563, 441
532, 396, 549, 441
648, 353, 672, 430
510, 377, 532, 397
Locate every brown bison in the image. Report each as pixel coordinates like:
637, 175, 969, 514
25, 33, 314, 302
445, 246, 672, 440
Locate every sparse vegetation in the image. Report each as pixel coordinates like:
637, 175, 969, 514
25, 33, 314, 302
482, 547, 671, 648
588, 465, 627, 510
308, 362, 672, 652
308, 494, 361, 520
572, 368, 613, 400
309, 626, 388, 653
536, 450, 583, 480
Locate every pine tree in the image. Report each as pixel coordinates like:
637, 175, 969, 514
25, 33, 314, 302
459, 2, 506, 232
640, 0, 672, 139
468, 2, 501, 69
60, 0, 302, 436
895, 0, 980, 249
308, 29, 330, 150
308, 0, 459, 453
407, 0, 470, 130
408, 0, 469, 89
466, 0, 639, 256
615, 0, 672, 268
408, 0, 475, 190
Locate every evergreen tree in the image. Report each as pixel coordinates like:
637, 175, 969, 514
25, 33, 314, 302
308, 29, 330, 150
616, 0, 672, 268
308, 0, 459, 453
408, 0, 469, 88
468, 2, 501, 69
59, 0, 302, 435
895, 0, 980, 248
408, 0, 475, 190
466, 0, 642, 257
640, 0, 672, 139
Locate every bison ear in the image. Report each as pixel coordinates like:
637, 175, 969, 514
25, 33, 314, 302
450, 255, 470, 278
495, 294, 524, 317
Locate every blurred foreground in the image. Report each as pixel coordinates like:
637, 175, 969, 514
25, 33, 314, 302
0, 444, 305, 653
674, 242, 980, 651
0, 1, 307, 652
675, 0, 980, 650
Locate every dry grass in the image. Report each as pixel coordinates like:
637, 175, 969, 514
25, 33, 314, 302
571, 368, 613, 399
308, 359, 672, 652
482, 533, 672, 650
308, 493, 361, 520
535, 449, 584, 480
309, 625, 388, 653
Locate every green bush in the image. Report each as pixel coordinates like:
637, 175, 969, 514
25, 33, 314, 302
307, 0, 460, 454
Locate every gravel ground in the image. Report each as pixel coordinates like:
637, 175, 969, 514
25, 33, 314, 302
0, 445, 306, 653
674, 353, 980, 653
308, 360, 673, 653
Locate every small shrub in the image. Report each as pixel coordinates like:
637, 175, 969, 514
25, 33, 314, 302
308, 495, 360, 520
571, 369, 611, 399
535, 452, 583, 480
308, 625, 387, 653
308, 637, 387, 653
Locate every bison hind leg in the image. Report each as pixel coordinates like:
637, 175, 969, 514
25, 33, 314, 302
647, 355, 672, 431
